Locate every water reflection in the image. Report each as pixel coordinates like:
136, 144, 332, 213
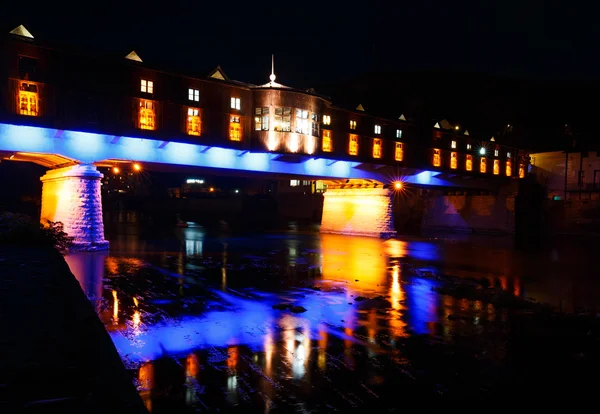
63, 225, 600, 412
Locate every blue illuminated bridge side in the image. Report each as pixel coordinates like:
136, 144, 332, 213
0, 122, 465, 187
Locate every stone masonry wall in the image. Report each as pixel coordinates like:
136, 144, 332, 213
421, 194, 516, 234
321, 187, 396, 238
41, 164, 109, 251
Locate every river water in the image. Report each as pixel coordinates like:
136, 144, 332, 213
64, 213, 600, 411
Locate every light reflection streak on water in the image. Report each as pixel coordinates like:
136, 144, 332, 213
112, 290, 119, 325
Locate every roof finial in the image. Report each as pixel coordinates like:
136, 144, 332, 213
269, 54, 276, 83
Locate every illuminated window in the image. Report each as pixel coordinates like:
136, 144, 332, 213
494, 149, 499, 157
467, 143, 472, 150
186, 108, 201, 136
433, 149, 441, 167
18, 82, 38, 116
188, 88, 199, 102
139, 99, 155, 130
322, 130, 332, 152
349, 134, 359, 155
290, 180, 300, 187
395, 142, 403, 161
350, 120, 357, 130
396, 129, 402, 139
466, 154, 473, 171
373, 138, 382, 158
374, 124, 381, 134
451, 140, 456, 149
230, 97, 240, 110
507, 151, 511, 158
479, 147, 486, 155
229, 115, 242, 141
450, 152, 457, 169
323, 115, 331, 125
255, 107, 269, 131
480, 157, 487, 173
141, 79, 153, 94
295, 109, 310, 134
274, 107, 292, 132
311, 113, 319, 136
506, 160, 512, 176
493, 159, 500, 175
519, 163, 525, 178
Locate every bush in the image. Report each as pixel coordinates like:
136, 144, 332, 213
0, 212, 73, 252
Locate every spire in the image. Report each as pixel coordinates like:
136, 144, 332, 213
269, 54, 276, 83
356, 104, 365, 111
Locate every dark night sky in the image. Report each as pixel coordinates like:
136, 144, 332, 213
1, 2, 597, 87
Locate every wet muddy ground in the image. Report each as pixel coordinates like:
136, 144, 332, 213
67, 224, 600, 411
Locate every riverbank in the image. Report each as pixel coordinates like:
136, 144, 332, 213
0, 246, 146, 413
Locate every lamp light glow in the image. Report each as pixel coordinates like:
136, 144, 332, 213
113, 167, 120, 174
133, 163, 141, 171
394, 181, 403, 190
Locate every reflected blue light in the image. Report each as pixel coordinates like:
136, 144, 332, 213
404, 277, 439, 335
406, 242, 440, 262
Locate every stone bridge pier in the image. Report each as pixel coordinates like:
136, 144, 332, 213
40, 163, 109, 251
320, 185, 396, 238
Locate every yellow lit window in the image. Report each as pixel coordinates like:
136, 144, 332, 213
229, 115, 242, 141
322, 130, 332, 152
506, 160, 512, 176
187, 108, 201, 136
231, 97, 240, 110
450, 152, 457, 169
373, 138, 382, 158
396, 129, 402, 139
349, 134, 359, 155
18, 82, 38, 116
350, 120, 357, 130
395, 142, 403, 161
480, 157, 487, 173
493, 159, 500, 175
374, 125, 381, 134
433, 149, 441, 167
519, 163, 525, 178
466, 154, 473, 171
139, 99, 155, 130
451, 140, 456, 149
323, 115, 331, 125
141, 79, 153, 93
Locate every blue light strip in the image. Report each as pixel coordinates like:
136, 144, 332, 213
0, 122, 450, 185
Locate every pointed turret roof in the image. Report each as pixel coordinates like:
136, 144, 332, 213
124, 50, 143, 62
356, 104, 365, 111
9, 25, 34, 39
208, 66, 229, 81
399, 114, 406, 121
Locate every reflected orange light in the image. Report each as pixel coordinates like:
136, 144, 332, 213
133, 310, 141, 330
227, 346, 238, 369
112, 290, 119, 324
186, 354, 199, 378
133, 163, 141, 171
138, 362, 154, 412
383, 239, 407, 258
264, 332, 274, 377
318, 328, 328, 370
320, 233, 388, 287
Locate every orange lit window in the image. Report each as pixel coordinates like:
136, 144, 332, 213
323, 115, 331, 125
187, 108, 201, 136
349, 134, 359, 155
350, 120, 357, 130
519, 163, 525, 178
480, 157, 487, 173
493, 159, 500, 175
466, 154, 473, 171
450, 152, 457, 169
433, 149, 441, 167
373, 138, 382, 158
139, 100, 156, 130
395, 142, 403, 161
506, 160, 512, 176
18, 82, 39, 116
322, 130, 332, 152
229, 115, 242, 141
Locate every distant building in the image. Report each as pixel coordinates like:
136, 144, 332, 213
530, 150, 600, 199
